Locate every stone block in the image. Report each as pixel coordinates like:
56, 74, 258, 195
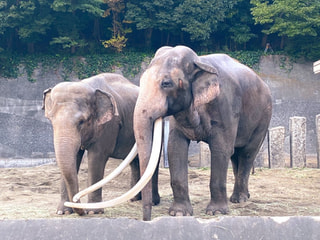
268, 126, 285, 168
289, 117, 306, 167
315, 114, 320, 168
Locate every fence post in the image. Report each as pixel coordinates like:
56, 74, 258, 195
289, 116, 306, 168
316, 114, 320, 168
268, 126, 285, 168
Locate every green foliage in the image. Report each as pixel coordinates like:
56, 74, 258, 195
224, 50, 263, 69
50, 37, 88, 50
0, 50, 268, 83
174, 0, 236, 41
251, 0, 320, 37
0, 51, 152, 82
126, 0, 178, 31
0, 0, 319, 59
0, 0, 54, 44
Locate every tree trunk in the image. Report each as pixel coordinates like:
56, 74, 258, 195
145, 28, 153, 49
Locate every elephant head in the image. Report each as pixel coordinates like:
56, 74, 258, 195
133, 46, 220, 220
43, 81, 118, 215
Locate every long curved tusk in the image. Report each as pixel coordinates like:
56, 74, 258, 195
64, 117, 163, 210
72, 143, 138, 203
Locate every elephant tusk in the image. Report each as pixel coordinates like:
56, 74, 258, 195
64, 117, 163, 210
72, 143, 138, 203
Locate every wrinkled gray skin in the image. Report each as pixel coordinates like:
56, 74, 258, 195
43, 73, 160, 215
134, 46, 272, 220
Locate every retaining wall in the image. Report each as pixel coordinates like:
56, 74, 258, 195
1, 55, 320, 166
1, 216, 320, 240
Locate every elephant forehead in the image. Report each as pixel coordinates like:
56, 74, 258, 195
169, 67, 185, 80
52, 84, 92, 101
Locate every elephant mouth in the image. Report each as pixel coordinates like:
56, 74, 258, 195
64, 118, 163, 210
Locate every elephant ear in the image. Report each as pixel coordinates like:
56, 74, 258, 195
43, 88, 53, 118
94, 89, 119, 125
192, 60, 220, 108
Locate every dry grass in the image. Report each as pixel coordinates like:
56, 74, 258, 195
0, 158, 319, 220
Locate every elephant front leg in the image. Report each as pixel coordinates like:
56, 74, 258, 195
86, 151, 108, 214
206, 150, 230, 215
57, 179, 73, 215
167, 129, 192, 216
57, 149, 84, 215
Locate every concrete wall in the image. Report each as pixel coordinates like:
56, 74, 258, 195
1, 217, 320, 240
1, 55, 320, 166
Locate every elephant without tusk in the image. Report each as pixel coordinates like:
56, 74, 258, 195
43, 73, 160, 215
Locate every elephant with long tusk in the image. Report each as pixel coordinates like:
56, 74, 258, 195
43, 73, 160, 215
133, 46, 272, 221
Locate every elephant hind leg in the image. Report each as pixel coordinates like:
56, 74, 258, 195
230, 148, 252, 203
230, 126, 267, 203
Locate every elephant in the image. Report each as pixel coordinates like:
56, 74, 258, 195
132, 46, 272, 220
43, 73, 160, 215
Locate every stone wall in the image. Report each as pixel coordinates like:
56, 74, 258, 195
1, 55, 320, 167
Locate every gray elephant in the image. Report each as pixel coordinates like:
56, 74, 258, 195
43, 73, 160, 215
133, 46, 272, 220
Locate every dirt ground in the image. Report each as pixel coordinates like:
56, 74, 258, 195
0, 158, 319, 221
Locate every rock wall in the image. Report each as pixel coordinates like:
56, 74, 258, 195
0, 55, 319, 165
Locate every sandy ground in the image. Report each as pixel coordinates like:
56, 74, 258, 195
0, 158, 319, 221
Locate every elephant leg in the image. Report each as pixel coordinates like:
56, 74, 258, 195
129, 155, 160, 205
86, 151, 108, 214
206, 142, 230, 215
151, 160, 160, 206
230, 128, 266, 203
230, 148, 252, 203
57, 149, 84, 215
129, 156, 142, 202
168, 128, 192, 216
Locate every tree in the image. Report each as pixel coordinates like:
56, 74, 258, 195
125, 0, 180, 48
226, 0, 257, 50
173, 0, 237, 44
0, 0, 54, 53
102, 0, 131, 52
251, 0, 320, 49
50, 0, 105, 53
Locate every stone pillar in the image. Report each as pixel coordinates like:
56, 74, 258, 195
289, 117, 306, 168
316, 114, 320, 168
200, 142, 211, 167
268, 126, 285, 168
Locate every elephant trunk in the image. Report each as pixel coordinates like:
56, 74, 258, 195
134, 112, 155, 220
133, 93, 167, 220
53, 130, 85, 215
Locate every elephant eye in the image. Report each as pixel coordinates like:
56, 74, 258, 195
79, 119, 85, 125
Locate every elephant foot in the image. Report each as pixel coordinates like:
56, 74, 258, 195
206, 200, 229, 215
152, 192, 160, 206
56, 202, 74, 215
169, 201, 193, 217
130, 193, 142, 202
230, 191, 250, 203
87, 209, 104, 215
56, 208, 73, 215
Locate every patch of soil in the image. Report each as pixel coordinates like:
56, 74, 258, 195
0, 158, 319, 220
